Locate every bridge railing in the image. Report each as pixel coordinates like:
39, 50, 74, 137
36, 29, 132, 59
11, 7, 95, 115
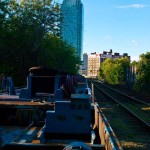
94, 103, 123, 150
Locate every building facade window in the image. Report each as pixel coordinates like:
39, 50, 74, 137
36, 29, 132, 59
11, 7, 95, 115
61, 0, 84, 59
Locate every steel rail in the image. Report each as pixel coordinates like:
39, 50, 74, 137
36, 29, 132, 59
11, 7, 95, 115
89, 80, 150, 129
93, 81, 150, 123
94, 80, 150, 106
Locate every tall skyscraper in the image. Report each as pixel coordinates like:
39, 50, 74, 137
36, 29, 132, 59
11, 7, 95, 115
61, 0, 84, 59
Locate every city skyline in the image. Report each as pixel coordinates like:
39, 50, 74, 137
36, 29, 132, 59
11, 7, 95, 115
59, 0, 150, 61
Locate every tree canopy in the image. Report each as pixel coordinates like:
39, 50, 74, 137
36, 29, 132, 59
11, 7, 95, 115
98, 57, 130, 85
134, 52, 150, 92
39, 34, 80, 74
0, 0, 80, 85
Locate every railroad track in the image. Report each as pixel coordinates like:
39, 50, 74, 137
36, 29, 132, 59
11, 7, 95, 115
91, 80, 150, 128
88, 79, 150, 150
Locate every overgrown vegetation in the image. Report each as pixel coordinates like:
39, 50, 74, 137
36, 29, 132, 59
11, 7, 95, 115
98, 52, 150, 95
134, 52, 150, 93
98, 57, 130, 85
0, 0, 81, 86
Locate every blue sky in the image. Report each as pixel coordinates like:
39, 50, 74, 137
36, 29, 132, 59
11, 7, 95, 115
82, 0, 150, 61
60, 0, 150, 61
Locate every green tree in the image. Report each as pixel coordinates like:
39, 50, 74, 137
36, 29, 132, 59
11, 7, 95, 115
7, 0, 61, 75
135, 52, 150, 92
0, 0, 14, 75
0, 0, 80, 86
98, 57, 130, 85
39, 34, 81, 74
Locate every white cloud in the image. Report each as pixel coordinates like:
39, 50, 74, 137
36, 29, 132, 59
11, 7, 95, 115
131, 40, 138, 46
118, 4, 148, 9
104, 35, 112, 40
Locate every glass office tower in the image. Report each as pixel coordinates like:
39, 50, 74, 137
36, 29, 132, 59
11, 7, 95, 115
61, 0, 84, 59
